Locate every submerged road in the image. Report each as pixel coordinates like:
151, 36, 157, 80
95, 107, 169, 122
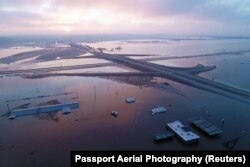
141, 50, 250, 62
87, 48, 250, 104
0, 62, 115, 76
43, 49, 250, 62
1, 43, 250, 104
0, 62, 214, 76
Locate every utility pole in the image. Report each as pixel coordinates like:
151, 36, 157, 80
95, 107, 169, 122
6, 103, 10, 112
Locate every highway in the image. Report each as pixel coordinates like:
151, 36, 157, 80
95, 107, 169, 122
23, 72, 162, 78
1, 43, 250, 104
88, 48, 250, 104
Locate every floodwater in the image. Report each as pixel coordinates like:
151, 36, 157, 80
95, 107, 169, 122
0, 46, 42, 59
86, 39, 250, 56
1, 38, 250, 167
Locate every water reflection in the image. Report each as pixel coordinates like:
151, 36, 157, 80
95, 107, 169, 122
1, 39, 250, 166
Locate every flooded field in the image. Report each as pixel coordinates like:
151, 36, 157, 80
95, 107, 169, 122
1, 38, 250, 166
86, 39, 250, 56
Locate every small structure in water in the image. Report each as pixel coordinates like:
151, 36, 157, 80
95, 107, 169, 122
61, 107, 71, 114
8, 114, 16, 120
167, 120, 200, 144
152, 106, 167, 115
189, 117, 222, 136
125, 97, 136, 104
111, 111, 118, 118
153, 131, 174, 142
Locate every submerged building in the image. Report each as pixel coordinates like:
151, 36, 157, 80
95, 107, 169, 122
167, 120, 200, 144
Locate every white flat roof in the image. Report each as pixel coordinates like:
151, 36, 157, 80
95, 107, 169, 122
126, 97, 136, 103
9, 102, 79, 119
167, 120, 200, 142
152, 106, 167, 115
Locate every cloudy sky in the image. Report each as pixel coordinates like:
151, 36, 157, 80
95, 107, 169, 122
0, 0, 250, 35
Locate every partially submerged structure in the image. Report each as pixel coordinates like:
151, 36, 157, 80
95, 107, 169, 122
153, 131, 174, 142
152, 106, 167, 115
189, 117, 222, 136
9, 102, 79, 119
125, 97, 136, 103
61, 107, 71, 115
111, 110, 118, 118
167, 120, 200, 144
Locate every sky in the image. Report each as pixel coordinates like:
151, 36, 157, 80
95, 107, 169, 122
0, 0, 250, 36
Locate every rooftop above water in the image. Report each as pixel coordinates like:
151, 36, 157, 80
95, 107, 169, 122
167, 120, 200, 143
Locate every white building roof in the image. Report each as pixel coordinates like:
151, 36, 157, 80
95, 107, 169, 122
167, 120, 200, 143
